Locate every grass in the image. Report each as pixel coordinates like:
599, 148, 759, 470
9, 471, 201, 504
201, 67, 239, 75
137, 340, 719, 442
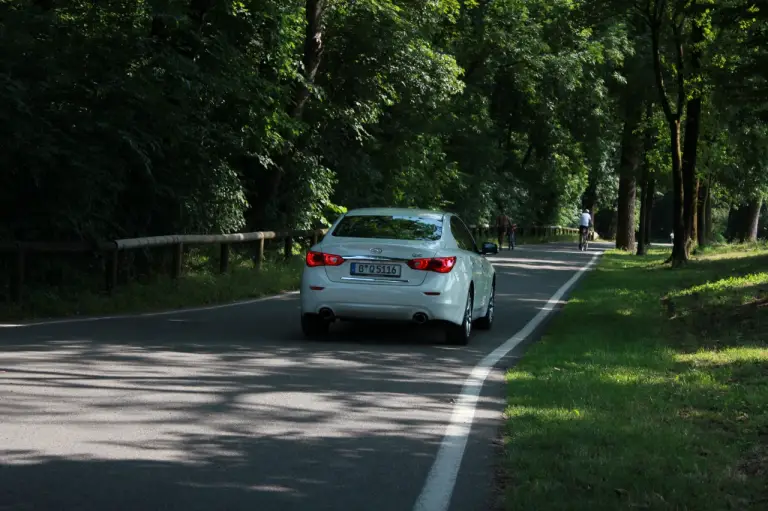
501, 244, 768, 511
1, 245, 304, 322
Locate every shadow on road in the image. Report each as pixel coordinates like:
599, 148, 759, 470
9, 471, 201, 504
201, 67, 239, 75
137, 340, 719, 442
0, 242, 603, 511
0, 322, 505, 511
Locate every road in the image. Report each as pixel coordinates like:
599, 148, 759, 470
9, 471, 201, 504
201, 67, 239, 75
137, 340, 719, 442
0, 242, 605, 511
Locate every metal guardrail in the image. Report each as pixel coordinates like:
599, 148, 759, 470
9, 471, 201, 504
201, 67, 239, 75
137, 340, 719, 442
1, 224, 578, 302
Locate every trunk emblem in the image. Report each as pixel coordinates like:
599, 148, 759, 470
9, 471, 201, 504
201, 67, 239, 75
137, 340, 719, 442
370, 248, 382, 254
412, 253, 423, 257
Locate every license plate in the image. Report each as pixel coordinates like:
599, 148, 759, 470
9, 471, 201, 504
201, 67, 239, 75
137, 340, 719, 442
350, 262, 402, 277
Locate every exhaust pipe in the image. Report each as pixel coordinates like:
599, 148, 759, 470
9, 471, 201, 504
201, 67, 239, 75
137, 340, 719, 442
318, 308, 335, 321
412, 312, 428, 324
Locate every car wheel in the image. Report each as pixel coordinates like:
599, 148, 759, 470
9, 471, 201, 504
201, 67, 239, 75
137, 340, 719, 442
446, 290, 473, 345
475, 283, 494, 330
301, 313, 329, 339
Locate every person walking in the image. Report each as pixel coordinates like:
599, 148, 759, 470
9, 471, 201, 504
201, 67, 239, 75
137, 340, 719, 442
495, 211, 511, 249
507, 222, 517, 250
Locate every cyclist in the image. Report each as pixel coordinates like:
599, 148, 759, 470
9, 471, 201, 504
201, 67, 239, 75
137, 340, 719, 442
578, 209, 592, 250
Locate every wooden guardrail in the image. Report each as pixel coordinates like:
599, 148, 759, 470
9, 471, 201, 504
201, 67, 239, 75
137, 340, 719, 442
0, 223, 578, 303
0, 229, 328, 302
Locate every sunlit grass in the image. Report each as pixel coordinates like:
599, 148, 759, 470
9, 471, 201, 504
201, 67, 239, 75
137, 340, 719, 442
502, 243, 768, 511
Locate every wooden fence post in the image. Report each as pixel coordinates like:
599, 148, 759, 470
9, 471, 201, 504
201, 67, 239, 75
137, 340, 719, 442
284, 236, 293, 261
171, 243, 183, 279
255, 238, 264, 270
11, 245, 24, 302
219, 243, 230, 273
105, 249, 118, 293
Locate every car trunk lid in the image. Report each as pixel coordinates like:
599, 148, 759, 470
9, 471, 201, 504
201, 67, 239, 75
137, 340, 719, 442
321, 240, 440, 286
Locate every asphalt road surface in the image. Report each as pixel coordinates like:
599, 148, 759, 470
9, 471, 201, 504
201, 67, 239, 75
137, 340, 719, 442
0, 242, 606, 511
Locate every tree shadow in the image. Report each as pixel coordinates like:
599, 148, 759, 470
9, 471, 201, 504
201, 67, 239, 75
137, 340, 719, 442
0, 240, 604, 511
0, 328, 515, 510
0, 431, 445, 511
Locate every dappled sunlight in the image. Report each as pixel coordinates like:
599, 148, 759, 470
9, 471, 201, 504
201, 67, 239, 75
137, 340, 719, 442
595, 367, 668, 386
0, 322, 518, 511
504, 405, 586, 421
672, 272, 768, 299
675, 346, 768, 367
0, 338, 482, 468
505, 370, 536, 382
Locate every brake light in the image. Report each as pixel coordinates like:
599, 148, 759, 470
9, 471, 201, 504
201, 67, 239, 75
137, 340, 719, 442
407, 256, 456, 273
306, 251, 345, 267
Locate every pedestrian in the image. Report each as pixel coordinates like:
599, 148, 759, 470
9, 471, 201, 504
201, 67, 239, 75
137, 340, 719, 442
507, 223, 517, 250
495, 210, 511, 249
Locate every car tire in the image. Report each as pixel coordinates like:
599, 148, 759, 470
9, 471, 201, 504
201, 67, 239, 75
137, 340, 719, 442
301, 313, 329, 338
475, 282, 494, 331
446, 290, 473, 345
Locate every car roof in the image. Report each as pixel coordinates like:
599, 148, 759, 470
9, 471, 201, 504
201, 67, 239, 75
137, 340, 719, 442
343, 207, 448, 219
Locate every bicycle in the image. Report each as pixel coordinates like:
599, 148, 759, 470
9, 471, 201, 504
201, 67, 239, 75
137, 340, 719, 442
578, 227, 590, 251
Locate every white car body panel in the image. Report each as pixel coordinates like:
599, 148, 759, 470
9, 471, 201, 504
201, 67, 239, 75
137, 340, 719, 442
300, 207, 496, 326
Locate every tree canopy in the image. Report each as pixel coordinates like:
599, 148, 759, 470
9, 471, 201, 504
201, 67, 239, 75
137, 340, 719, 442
1, 0, 766, 255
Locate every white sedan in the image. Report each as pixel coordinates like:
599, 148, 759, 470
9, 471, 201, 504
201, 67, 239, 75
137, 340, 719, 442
299, 207, 498, 345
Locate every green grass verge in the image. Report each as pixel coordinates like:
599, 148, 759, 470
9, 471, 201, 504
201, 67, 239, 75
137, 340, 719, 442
1, 247, 304, 322
501, 244, 768, 511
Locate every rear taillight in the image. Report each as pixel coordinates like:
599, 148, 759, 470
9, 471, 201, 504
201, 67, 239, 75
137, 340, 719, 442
407, 256, 456, 273
306, 251, 345, 267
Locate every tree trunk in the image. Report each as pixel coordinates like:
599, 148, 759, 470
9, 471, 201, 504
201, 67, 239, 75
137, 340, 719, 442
650, 15, 688, 265
669, 120, 688, 264
691, 178, 699, 244
725, 204, 740, 242
637, 167, 656, 255
616, 172, 638, 251
681, 101, 702, 248
704, 185, 712, 240
637, 179, 648, 255
681, 2, 704, 250
746, 198, 763, 242
615, 99, 644, 252
681, 96, 702, 248
697, 181, 708, 246
644, 175, 655, 245
252, 0, 326, 228
726, 201, 761, 242
637, 102, 655, 256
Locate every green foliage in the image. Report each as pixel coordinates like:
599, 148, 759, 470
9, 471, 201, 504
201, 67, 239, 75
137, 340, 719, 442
1, 0, 765, 245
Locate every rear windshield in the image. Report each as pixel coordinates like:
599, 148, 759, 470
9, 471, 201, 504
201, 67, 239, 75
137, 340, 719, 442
331, 215, 443, 241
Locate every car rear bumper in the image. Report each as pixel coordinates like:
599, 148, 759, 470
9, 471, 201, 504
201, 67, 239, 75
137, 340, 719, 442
300, 270, 465, 324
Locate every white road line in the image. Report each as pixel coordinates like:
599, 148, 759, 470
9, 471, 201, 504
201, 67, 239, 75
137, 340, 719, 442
412, 251, 601, 511
0, 291, 299, 328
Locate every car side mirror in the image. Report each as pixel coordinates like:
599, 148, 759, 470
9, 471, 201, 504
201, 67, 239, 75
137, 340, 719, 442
480, 242, 498, 255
